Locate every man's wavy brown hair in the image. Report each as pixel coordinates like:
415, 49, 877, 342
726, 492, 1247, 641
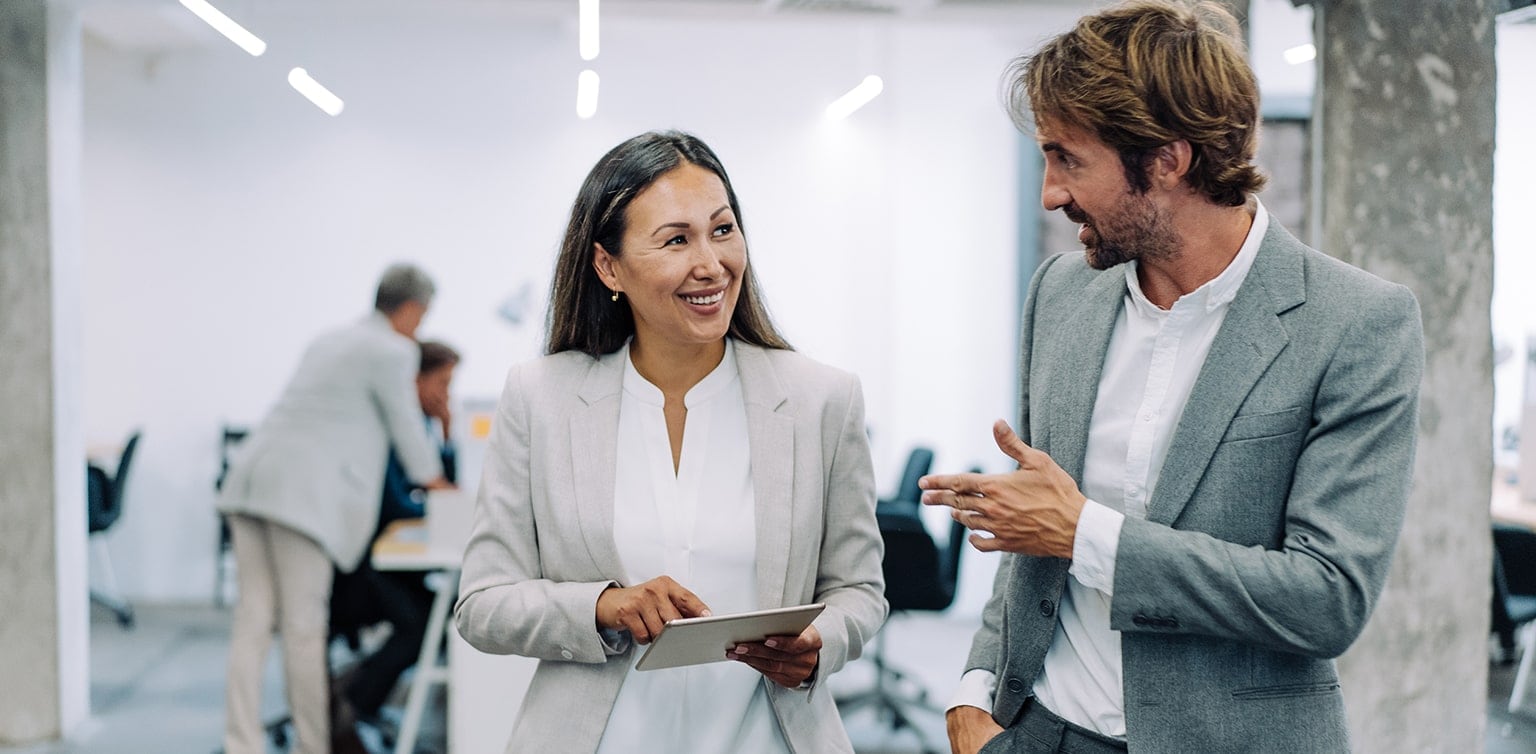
1006, 0, 1266, 206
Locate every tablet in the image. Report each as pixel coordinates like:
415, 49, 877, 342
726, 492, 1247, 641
634, 603, 826, 672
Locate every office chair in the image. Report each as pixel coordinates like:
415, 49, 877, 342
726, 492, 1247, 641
213, 425, 249, 607
887, 447, 935, 510
1493, 523, 1536, 711
87, 431, 140, 629
837, 449, 965, 754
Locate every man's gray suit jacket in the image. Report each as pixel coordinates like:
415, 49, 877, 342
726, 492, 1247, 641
967, 220, 1424, 753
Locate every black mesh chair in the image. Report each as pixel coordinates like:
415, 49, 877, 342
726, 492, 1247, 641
1493, 523, 1536, 711
837, 449, 966, 754
88, 431, 141, 629
214, 425, 249, 607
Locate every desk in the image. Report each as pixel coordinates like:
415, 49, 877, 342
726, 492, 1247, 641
1491, 472, 1536, 530
372, 520, 460, 754
371, 518, 539, 754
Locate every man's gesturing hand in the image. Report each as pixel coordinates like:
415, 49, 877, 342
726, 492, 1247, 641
594, 576, 710, 644
919, 419, 1086, 559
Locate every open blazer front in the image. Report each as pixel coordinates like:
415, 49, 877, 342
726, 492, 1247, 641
455, 339, 888, 754
969, 220, 1424, 753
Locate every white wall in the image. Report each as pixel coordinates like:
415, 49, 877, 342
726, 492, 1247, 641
80, 4, 1085, 609
82, 0, 1414, 615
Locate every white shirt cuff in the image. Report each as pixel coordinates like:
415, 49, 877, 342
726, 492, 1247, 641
946, 668, 998, 713
1067, 499, 1124, 596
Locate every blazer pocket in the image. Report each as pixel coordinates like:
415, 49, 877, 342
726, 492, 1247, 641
1221, 407, 1306, 443
1231, 682, 1340, 701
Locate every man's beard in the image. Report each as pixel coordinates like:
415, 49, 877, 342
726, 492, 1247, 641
1066, 191, 1179, 271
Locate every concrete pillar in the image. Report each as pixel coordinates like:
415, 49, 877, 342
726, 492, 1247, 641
1319, 1, 1497, 752
0, 0, 89, 744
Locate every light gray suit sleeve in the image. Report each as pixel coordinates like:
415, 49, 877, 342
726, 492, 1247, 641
454, 363, 624, 663
1112, 285, 1424, 658
807, 374, 888, 688
371, 339, 443, 484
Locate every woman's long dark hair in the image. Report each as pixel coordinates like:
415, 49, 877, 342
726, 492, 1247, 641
545, 130, 791, 357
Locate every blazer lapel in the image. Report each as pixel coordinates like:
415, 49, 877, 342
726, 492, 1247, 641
1045, 268, 1126, 480
1146, 224, 1307, 526
569, 351, 628, 580
735, 343, 795, 610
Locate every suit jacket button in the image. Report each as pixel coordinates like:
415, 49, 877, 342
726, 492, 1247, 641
561, 649, 574, 660
1006, 678, 1026, 693
1039, 599, 1055, 617
1133, 615, 1149, 626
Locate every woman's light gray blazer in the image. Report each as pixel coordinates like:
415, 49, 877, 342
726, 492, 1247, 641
454, 340, 888, 754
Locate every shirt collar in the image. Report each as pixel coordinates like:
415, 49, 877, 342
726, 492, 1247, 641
621, 338, 739, 409
1125, 199, 1269, 315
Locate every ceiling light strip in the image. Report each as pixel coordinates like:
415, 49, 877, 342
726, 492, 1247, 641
1284, 43, 1317, 65
825, 75, 884, 121
576, 69, 600, 119
579, 0, 600, 61
288, 68, 345, 116
178, 0, 266, 56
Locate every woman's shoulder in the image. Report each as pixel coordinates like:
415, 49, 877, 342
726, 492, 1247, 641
738, 342, 859, 397
500, 350, 616, 396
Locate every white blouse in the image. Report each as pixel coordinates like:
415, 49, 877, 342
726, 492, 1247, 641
594, 340, 790, 754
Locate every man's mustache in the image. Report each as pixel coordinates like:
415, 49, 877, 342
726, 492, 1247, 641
1063, 205, 1090, 225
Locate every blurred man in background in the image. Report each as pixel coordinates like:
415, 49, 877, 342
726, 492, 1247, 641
218, 264, 452, 754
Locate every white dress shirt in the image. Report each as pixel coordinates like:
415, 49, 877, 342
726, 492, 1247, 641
950, 203, 1269, 737
595, 340, 790, 754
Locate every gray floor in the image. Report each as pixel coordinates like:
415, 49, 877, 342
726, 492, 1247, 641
2, 604, 1532, 754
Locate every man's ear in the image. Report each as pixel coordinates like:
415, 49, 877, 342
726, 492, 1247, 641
1151, 140, 1193, 190
592, 243, 621, 292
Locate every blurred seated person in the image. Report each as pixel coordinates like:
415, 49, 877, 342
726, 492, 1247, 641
332, 340, 461, 726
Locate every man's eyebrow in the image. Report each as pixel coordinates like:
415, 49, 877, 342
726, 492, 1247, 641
1040, 141, 1068, 156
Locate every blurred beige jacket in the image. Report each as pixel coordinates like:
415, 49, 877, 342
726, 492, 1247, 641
218, 312, 443, 571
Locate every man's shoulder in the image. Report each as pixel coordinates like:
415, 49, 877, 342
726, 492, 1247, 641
1286, 243, 1418, 321
318, 315, 415, 357
1298, 245, 1409, 297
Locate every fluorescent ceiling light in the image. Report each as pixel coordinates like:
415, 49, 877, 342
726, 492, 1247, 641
576, 69, 600, 120
825, 75, 884, 121
288, 68, 345, 116
178, 0, 266, 56
1284, 43, 1317, 65
579, 0, 600, 61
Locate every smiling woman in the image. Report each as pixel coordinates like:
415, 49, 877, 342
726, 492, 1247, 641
592, 162, 748, 375
544, 131, 788, 360
453, 130, 888, 754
